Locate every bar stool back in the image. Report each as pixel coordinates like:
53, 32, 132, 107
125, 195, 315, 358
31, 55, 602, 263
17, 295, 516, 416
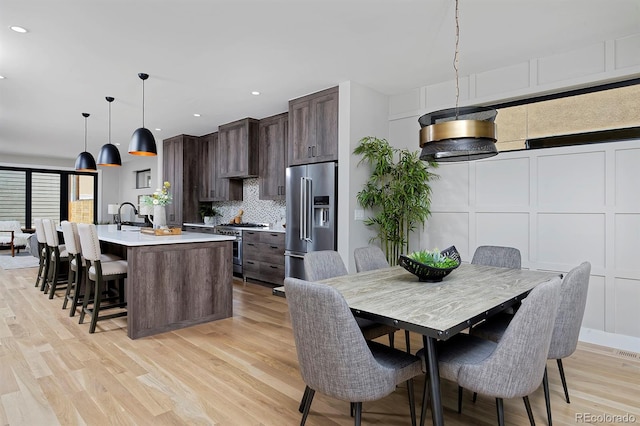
33, 218, 49, 290
77, 223, 128, 334
60, 221, 84, 316
42, 219, 69, 299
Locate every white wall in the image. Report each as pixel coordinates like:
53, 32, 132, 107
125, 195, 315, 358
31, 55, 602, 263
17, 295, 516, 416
338, 81, 390, 272
386, 32, 640, 351
115, 156, 160, 222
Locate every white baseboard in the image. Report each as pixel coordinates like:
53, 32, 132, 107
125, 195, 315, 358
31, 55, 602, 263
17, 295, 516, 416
579, 327, 640, 353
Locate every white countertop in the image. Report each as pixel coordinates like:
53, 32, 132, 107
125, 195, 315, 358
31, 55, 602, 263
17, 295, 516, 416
183, 223, 286, 233
96, 224, 235, 247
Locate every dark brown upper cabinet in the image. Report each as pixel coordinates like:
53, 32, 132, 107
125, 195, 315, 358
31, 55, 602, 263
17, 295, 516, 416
199, 132, 242, 202
258, 112, 288, 200
217, 117, 260, 178
288, 86, 338, 166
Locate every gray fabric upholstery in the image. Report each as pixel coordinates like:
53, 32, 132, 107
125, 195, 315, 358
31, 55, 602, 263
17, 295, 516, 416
77, 223, 102, 262
354, 246, 389, 272
284, 277, 422, 403
471, 245, 521, 269
471, 262, 591, 361
304, 250, 398, 341
34, 219, 47, 244
304, 250, 348, 281
420, 276, 562, 400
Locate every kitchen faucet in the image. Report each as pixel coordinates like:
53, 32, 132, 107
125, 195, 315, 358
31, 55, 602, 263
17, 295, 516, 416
117, 202, 138, 230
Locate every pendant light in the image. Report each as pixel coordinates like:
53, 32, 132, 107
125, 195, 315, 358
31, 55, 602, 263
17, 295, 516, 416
129, 73, 157, 156
75, 113, 97, 171
97, 96, 122, 166
419, 0, 497, 162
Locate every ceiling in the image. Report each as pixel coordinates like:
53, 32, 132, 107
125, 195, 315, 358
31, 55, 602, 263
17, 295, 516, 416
1, 0, 639, 164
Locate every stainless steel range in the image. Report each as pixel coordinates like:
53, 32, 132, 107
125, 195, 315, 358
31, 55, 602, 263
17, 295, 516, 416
214, 223, 268, 275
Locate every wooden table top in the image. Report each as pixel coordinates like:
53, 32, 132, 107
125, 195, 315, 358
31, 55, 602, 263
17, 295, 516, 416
318, 264, 560, 340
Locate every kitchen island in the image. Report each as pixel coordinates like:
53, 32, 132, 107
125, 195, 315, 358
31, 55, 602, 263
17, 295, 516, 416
96, 225, 236, 339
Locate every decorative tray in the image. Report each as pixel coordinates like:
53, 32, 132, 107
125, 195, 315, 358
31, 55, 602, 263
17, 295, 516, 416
398, 245, 461, 282
140, 227, 182, 236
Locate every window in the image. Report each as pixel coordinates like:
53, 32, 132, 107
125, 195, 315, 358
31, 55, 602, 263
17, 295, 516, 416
0, 169, 26, 225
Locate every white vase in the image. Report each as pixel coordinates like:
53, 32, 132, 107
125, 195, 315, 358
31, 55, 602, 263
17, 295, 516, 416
153, 205, 167, 229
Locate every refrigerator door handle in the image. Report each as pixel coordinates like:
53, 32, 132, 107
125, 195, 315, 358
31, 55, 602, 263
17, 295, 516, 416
299, 177, 306, 241
305, 177, 313, 242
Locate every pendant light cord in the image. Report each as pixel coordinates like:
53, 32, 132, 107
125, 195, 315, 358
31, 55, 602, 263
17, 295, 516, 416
142, 78, 145, 128
108, 101, 112, 144
454, 0, 460, 120
84, 116, 88, 151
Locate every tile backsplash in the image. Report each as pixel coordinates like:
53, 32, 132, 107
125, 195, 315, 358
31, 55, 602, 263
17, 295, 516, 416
208, 178, 286, 226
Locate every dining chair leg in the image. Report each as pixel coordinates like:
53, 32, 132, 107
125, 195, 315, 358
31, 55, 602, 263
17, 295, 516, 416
407, 378, 417, 426
388, 331, 395, 349
496, 398, 505, 426
557, 359, 570, 403
353, 402, 362, 426
420, 375, 430, 426
405, 330, 411, 354
473, 391, 478, 403
350, 402, 354, 417
300, 387, 315, 426
298, 386, 310, 413
523, 396, 535, 426
457, 386, 463, 413
542, 367, 553, 426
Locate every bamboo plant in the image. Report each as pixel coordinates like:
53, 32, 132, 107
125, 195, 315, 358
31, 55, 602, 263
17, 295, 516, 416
354, 136, 438, 265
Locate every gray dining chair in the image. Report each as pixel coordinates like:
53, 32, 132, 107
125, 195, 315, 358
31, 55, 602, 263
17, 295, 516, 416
471, 245, 521, 269
284, 277, 423, 426
354, 245, 412, 353
304, 250, 399, 345
417, 276, 562, 426
471, 261, 591, 425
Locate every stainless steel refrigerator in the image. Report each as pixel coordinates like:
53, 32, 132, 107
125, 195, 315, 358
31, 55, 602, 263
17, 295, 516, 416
285, 162, 338, 279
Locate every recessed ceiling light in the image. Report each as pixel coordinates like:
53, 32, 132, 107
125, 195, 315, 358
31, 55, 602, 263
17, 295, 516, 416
251, 91, 260, 96
10, 26, 28, 33
193, 113, 201, 117
155, 128, 162, 131
0, 75, 5, 79
115, 143, 121, 146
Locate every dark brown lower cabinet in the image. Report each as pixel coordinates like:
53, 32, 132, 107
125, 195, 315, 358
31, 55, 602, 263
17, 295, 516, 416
243, 230, 285, 286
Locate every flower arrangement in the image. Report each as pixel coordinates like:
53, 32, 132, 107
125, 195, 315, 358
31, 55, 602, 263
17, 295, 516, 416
141, 181, 172, 206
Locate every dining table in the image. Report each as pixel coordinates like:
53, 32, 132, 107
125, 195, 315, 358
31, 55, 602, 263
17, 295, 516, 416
275, 262, 560, 426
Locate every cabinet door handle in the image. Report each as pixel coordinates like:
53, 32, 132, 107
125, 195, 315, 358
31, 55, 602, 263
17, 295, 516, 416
247, 261, 256, 265
247, 243, 256, 247
307, 146, 311, 158
270, 233, 278, 237
269, 265, 278, 269
312, 146, 316, 157
270, 245, 278, 249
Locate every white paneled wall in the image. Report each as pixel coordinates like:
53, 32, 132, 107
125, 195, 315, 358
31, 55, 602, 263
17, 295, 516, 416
421, 140, 640, 341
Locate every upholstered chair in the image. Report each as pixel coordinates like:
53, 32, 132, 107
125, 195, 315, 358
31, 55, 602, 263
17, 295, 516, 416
304, 250, 399, 344
77, 223, 128, 333
42, 218, 69, 298
471, 245, 521, 269
33, 218, 49, 290
417, 276, 562, 426
354, 245, 412, 353
284, 277, 423, 426
471, 262, 591, 425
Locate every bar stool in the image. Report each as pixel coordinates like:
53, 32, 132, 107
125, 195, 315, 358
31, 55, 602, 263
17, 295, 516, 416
42, 219, 69, 298
33, 218, 49, 291
77, 223, 128, 333
60, 221, 122, 317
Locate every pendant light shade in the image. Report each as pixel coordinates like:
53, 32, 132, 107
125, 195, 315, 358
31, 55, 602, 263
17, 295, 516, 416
75, 113, 97, 171
419, 0, 498, 163
97, 96, 122, 166
129, 73, 157, 156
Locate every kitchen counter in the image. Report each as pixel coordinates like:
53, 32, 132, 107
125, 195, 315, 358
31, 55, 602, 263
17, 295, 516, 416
96, 225, 234, 339
98, 224, 235, 246
183, 223, 286, 233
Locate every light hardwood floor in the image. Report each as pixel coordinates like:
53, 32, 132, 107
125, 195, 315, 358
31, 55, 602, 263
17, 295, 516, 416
1, 264, 639, 425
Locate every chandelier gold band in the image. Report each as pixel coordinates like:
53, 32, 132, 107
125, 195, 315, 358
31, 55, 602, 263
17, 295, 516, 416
419, 120, 497, 147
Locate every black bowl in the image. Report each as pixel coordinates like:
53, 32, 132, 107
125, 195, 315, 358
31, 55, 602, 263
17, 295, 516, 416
398, 245, 461, 282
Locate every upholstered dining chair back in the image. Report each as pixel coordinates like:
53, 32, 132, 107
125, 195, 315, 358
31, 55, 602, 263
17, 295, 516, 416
471, 245, 521, 269
77, 223, 102, 263
548, 261, 591, 360
354, 245, 389, 273
284, 277, 422, 403
304, 250, 348, 281
60, 221, 81, 256
42, 219, 60, 248
33, 218, 47, 244
457, 276, 561, 399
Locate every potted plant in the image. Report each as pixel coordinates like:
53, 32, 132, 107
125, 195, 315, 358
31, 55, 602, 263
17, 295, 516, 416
354, 136, 438, 265
199, 203, 221, 225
